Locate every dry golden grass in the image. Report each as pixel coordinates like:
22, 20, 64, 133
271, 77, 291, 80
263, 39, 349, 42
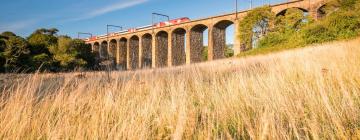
1, 38, 360, 139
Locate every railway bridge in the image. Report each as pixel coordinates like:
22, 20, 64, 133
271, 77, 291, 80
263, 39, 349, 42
85, 0, 328, 70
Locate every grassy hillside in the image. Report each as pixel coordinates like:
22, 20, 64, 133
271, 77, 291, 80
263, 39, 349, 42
0, 38, 360, 139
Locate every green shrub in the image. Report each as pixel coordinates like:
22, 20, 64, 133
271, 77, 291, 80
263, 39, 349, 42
326, 11, 360, 39
302, 24, 335, 44
275, 8, 308, 31
225, 45, 234, 58
257, 31, 290, 48
31, 53, 53, 71
302, 10, 360, 44
202, 46, 208, 61
336, 0, 358, 9
201, 45, 233, 60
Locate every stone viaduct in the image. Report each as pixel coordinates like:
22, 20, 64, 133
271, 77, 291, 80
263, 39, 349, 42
86, 0, 328, 70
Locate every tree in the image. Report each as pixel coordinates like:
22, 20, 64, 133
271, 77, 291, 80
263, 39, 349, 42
71, 39, 96, 69
27, 28, 59, 71
0, 35, 6, 72
0, 35, 6, 52
1, 31, 16, 38
33, 28, 59, 36
49, 36, 76, 70
2, 34, 31, 72
238, 6, 275, 50
49, 36, 93, 71
27, 28, 58, 54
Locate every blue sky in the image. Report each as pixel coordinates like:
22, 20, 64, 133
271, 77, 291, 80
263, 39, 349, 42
0, 0, 287, 42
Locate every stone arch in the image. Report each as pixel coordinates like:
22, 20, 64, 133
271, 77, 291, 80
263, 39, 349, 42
317, 5, 326, 18
93, 42, 100, 55
129, 35, 140, 70
141, 33, 152, 68
100, 41, 108, 59
276, 7, 309, 17
316, 3, 331, 19
118, 37, 127, 70
109, 39, 117, 62
212, 20, 234, 60
190, 24, 208, 63
155, 31, 168, 67
171, 28, 187, 66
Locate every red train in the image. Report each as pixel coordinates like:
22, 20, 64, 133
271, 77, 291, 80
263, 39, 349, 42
155, 17, 190, 28
89, 36, 97, 41
87, 17, 190, 40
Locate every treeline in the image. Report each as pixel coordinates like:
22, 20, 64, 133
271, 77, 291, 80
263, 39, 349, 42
0, 29, 97, 73
238, 0, 360, 55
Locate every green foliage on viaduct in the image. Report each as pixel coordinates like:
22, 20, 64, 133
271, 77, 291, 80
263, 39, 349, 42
237, 0, 360, 57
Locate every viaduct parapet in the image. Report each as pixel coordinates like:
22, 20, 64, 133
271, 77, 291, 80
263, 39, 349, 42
86, 0, 327, 70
